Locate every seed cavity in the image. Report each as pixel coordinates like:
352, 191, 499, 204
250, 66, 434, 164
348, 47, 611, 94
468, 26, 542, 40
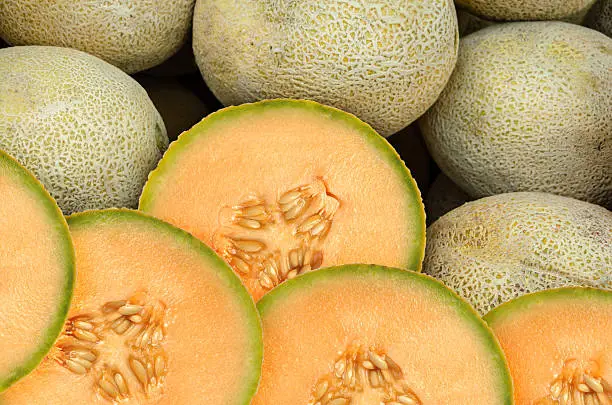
537, 358, 611, 405
308, 343, 422, 405
215, 178, 341, 293
57, 293, 168, 403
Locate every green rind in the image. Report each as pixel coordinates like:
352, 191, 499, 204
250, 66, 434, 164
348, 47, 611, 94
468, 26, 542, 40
257, 264, 514, 405
484, 287, 612, 327
66, 209, 263, 405
0, 151, 75, 393
139, 99, 426, 271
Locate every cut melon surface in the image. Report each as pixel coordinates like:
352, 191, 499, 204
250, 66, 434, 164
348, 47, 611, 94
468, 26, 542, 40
485, 288, 611, 405
254, 265, 513, 405
0, 150, 75, 392
140, 99, 426, 301
0, 209, 262, 404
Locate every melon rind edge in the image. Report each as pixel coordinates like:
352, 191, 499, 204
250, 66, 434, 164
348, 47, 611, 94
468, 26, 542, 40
0, 150, 76, 394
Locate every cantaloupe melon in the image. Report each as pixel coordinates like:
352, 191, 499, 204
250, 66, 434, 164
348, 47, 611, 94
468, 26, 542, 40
0, 1, 196, 74
0, 46, 169, 214
136, 75, 211, 142
586, 0, 612, 38
254, 265, 513, 404
454, 0, 596, 21
424, 192, 612, 315
425, 173, 470, 225
192, 0, 459, 136
420, 22, 612, 208
484, 288, 611, 404
140, 99, 426, 301
0, 150, 75, 392
0, 209, 262, 404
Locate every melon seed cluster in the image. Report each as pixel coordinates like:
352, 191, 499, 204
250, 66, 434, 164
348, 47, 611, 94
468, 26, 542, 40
309, 344, 422, 405
215, 179, 338, 295
539, 359, 611, 405
56, 293, 168, 402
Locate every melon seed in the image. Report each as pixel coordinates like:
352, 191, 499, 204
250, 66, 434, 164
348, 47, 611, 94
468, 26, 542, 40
65, 359, 87, 375
119, 304, 143, 316
114, 373, 129, 395
98, 378, 119, 398
73, 329, 99, 343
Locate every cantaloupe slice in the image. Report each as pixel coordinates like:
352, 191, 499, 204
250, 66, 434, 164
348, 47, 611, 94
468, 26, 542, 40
140, 99, 426, 300
254, 265, 513, 404
485, 288, 611, 404
0, 210, 262, 404
0, 151, 75, 392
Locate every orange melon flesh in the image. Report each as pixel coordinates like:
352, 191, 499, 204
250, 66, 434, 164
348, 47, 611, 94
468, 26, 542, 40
484, 288, 612, 404
0, 151, 75, 392
254, 265, 513, 404
0, 210, 262, 404
140, 99, 425, 301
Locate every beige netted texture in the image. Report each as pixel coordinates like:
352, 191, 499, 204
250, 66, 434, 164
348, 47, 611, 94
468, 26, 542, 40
424, 192, 612, 315
0, 0, 195, 74
0, 46, 168, 214
193, 0, 458, 137
421, 22, 612, 208
455, 0, 596, 21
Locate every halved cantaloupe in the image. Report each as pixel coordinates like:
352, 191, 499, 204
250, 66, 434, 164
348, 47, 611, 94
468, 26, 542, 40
0, 150, 75, 392
485, 288, 611, 405
0, 209, 262, 404
140, 99, 426, 300
254, 265, 513, 404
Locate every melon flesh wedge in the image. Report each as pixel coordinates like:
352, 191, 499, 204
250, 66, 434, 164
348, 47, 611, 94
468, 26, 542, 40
254, 265, 513, 404
0, 210, 262, 404
140, 99, 425, 301
0, 150, 75, 392
485, 288, 611, 404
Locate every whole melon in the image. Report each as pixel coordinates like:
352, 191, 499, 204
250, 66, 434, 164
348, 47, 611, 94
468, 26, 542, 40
0, 0, 196, 74
424, 192, 612, 315
586, 0, 612, 37
420, 22, 612, 208
454, 0, 596, 21
0, 46, 168, 214
192, 0, 459, 137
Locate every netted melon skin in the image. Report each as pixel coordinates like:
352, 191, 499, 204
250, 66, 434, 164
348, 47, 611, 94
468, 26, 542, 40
0, 46, 168, 215
455, 0, 596, 21
193, 0, 459, 137
0, 0, 195, 74
421, 22, 612, 208
424, 192, 612, 315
